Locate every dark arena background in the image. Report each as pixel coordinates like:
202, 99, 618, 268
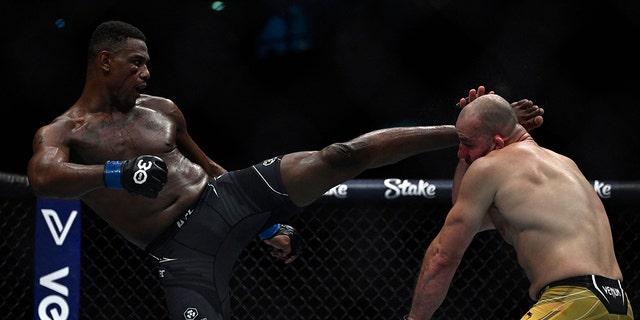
2, 0, 639, 319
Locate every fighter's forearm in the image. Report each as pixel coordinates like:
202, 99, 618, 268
408, 243, 459, 319
28, 162, 106, 199
451, 159, 469, 204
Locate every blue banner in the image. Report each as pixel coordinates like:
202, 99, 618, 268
33, 198, 81, 320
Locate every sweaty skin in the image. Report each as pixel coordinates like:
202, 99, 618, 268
29, 95, 213, 248
459, 139, 622, 299
28, 51, 542, 253
28, 95, 460, 249
30, 21, 549, 320
407, 94, 624, 319
27, 36, 477, 250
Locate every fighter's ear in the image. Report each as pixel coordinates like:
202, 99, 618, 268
492, 135, 505, 149
98, 50, 112, 72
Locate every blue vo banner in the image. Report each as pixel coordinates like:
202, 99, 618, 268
34, 198, 81, 320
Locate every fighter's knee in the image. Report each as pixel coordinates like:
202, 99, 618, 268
321, 142, 359, 168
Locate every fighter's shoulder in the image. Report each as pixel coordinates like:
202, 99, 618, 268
472, 142, 539, 177
136, 94, 179, 111
31, 114, 80, 147
465, 152, 509, 184
39, 114, 78, 132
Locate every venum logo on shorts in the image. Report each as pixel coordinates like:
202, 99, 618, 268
601, 285, 622, 298
183, 307, 198, 319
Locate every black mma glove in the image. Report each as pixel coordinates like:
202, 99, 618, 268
259, 223, 305, 257
104, 155, 168, 199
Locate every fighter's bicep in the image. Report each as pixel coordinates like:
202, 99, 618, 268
452, 163, 498, 231
435, 206, 481, 259
31, 123, 72, 163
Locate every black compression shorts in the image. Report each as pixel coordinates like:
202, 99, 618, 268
146, 156, 301, 320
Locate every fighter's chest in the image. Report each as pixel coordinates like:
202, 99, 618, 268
71, 113, 176, 161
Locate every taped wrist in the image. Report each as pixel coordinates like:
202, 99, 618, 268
104, 160, 124, 189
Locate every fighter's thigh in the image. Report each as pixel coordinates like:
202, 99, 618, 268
163, 286, 223, 320
160, 257, 228, 320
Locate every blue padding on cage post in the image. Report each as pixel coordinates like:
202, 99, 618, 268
33, 198, 81, 320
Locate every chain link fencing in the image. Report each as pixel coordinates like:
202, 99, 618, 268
2, 173, 638, 319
